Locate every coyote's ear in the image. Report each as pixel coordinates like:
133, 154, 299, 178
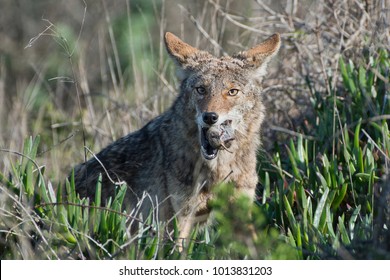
234, 33, 281, 79
164, 32, 200, 67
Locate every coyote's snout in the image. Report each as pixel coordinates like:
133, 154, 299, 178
72, 31, 280, 242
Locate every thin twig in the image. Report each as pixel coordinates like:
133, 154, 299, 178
178, 4, 227, 56
362, 128, 390, 163
0, 185, 60, 259
270, 125, 318, 141
70, 0, 87, 57
83, 146, 126, 187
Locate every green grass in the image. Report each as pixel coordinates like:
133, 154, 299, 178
1, 47, 388, 259
257, 49, 390, 259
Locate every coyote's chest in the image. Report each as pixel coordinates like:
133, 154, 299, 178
187, 148, 240, 223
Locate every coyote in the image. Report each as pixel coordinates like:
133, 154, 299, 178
73, 32, 280, 241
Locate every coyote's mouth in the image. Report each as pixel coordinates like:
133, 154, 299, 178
200, 120, 235, 160
200, 128, 218, 160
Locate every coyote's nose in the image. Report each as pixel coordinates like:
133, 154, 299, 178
202, 112, 219, 125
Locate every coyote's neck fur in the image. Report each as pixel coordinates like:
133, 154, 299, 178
73, 32, 280, 242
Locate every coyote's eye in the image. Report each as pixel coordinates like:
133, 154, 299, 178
228, 89, 239, 96
195, 86, 206, 95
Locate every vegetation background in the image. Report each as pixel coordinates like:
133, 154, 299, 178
0, 0, 389, 259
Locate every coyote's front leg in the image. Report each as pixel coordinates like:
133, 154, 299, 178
176, 192, 211, 250
177, 215, 195, 248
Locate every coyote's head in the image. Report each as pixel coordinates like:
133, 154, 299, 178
165, 32, 280, 160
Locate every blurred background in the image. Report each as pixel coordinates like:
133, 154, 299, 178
0, 0, 389, 180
